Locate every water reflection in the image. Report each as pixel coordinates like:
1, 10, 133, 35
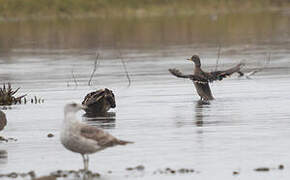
0, 150, 7, 164
195, 100, 210, 127
0, 11, 289, 51
83, 112, 116, 129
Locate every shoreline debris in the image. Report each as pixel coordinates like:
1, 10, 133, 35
0, 83, 26, 105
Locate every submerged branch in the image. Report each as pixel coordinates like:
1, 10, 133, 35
118, 50, 131, 87
71, 69, 78, 87
215, 43, 222, 71
88, 52, 99, 86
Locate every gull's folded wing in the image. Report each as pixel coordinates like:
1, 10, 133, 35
80, 125, 132, 147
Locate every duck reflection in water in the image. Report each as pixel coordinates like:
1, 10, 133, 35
83, 112, 116, 129
195, 100, 210, 127
0, 150, 7, 164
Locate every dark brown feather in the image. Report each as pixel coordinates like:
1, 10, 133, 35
204, 63, 244, 82
194, 82, 214, 100
169, 68, 208, 84
82, 89, 105, 106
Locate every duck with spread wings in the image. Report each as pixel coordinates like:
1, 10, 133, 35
169, 55, 244, 101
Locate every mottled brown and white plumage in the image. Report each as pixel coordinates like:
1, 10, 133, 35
169, 55, 244, 101
60, 103, 132, 171
82, 88, 116, 115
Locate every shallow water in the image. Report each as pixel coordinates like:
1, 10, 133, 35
1, 11, 290, 180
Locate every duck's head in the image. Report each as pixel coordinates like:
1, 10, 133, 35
187, 55, 201, 67
64, 102, 87, 114
104, 88, 116, 108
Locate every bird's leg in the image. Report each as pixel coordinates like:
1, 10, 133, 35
85, 154, 89, 171
81, 154, 90, 180
81, 154, 87, 171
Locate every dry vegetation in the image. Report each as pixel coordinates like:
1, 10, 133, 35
0, 0, 289, 20
0, 83, 26, 105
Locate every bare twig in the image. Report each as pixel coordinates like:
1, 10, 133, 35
88, 52, 100, 86
118, 49, 131, 87
215, 43, 222, 71
267, 52, 271, 65
71, 69, 78, 87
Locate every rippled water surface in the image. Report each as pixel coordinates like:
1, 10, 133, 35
0, 11, 290, 180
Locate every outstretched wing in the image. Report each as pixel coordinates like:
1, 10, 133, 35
169, 68, 208, 84
206, 63, 244, 82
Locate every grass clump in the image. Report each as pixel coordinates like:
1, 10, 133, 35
0, 83, 26, 105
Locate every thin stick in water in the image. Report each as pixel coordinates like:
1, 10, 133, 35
71, 69, 78, 87
119, 50, 131, 87
267, 52, 271, 65
88, 53, 99, 86
215, 43, 222, 71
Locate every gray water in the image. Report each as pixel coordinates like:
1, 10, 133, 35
1, 11, 290, 180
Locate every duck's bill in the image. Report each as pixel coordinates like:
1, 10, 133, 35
186, 58, 191, 61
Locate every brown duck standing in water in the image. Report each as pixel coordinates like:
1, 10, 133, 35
169, 55, 244, 101
82, 88, 116, 115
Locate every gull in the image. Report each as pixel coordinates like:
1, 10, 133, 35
169, 55, 244, 101
60, 102, 133, 171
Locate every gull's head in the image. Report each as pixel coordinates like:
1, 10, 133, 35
64, 102, 87, 115
187, 55, 201, 67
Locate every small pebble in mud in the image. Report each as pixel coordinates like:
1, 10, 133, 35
47, 133, 54, 138
178, 168, 188, 173
136, 165, 145, 171
278, 165, 284, 170
92, 173, 101, 177
153, 168, 195, 175
170, 170, 176, 174
254, 167, 270, 172
28, 171, 36, 178
34, 175, 57, 180
126, 165, 145, 171
7, 172, 18, 178
68, 170, 77, 174
51, 169, 100, 179
233, 171, 239, 175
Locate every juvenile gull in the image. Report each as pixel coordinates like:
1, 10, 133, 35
60, 102, 132, 171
